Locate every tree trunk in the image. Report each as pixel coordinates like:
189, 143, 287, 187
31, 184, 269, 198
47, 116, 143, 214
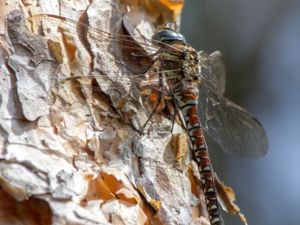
0, 1, 245, 225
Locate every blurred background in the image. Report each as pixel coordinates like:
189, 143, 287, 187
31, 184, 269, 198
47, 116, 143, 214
181, 1, 300, 225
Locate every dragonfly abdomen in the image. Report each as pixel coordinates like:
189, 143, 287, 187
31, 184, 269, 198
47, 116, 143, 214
174, 84, 224, 225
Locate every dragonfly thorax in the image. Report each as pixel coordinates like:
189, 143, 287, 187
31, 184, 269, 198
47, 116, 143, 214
181, 46, 200, 82
158, 44, 200, 87
152, 27, 200, 85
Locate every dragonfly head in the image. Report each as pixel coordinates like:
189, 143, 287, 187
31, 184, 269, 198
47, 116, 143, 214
152, 23, 186, 44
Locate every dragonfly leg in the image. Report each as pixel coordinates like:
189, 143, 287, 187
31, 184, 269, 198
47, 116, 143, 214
141, 89, 162, 129
171, 93, 187, 133
142, 67, 164, 130
129, 120, 144, 135
170, 106, 177, 134
170, 94, 185, 134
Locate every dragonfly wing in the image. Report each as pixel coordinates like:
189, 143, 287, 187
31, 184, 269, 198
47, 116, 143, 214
198, 81, 269, 158
199, 51, 226, 95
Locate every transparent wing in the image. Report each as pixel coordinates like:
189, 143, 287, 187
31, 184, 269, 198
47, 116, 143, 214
28, 14, 183, 91
199, 51, 226, 95
28, 14, 181, 60
198, 81, 269, 158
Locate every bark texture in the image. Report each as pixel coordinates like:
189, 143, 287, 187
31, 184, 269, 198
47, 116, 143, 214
0, 1, 244, 225
0, 1, 209, 224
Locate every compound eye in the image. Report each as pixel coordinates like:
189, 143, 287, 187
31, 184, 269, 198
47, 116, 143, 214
152, 29, 186, 43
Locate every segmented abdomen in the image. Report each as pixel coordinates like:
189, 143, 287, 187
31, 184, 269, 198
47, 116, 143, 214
174, 83, 224, 225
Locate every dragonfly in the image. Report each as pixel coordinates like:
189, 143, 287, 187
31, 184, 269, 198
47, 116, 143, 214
29, 14, 268, 225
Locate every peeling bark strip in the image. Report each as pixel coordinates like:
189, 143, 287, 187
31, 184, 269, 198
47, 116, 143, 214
6, 10, 57, 121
